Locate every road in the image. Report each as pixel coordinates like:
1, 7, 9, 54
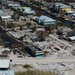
11, 57, 75, 64
9, 34, 75, 65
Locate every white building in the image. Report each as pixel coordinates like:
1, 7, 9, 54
0, 60, 14, 75
0, 60, 10, 69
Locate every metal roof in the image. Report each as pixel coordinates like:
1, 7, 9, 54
1, 16, 11, 19
9, 4, 21, 7
54, 3, 71, 8
67, 11, 75, 13
25, 10, 35, 14
0, 60, 10, 68
0, 70, 14, 75
22, 7, 31, 11
68, 36, 75, 40
38, 15, 56, 22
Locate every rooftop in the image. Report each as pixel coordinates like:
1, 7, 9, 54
9, 3, 21, 7
0, 70, 14, 75
0, 60, 10, 69
1, 15, 11, 19
38, 15, 56, 22
54, 3, 71, 8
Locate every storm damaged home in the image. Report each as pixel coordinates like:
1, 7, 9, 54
25, 44, 44, 57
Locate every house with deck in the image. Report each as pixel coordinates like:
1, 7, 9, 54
35, 15, 56, 27
50, 3, 71, 13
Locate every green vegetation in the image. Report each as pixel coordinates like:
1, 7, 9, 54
15, 70, 56, 75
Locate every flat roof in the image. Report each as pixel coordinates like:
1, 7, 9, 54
0, 70, 14, 75
0, 60, 10, 68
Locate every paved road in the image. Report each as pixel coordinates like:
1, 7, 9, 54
11, 57, 75, 64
